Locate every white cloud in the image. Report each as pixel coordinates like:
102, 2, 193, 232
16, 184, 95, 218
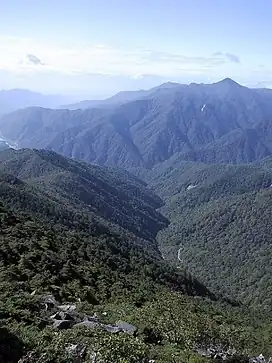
0, 35, 240, 78
213, 52, 240, 64
25, 54, 44, 65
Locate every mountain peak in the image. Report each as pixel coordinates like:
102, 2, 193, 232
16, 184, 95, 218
152, 82, 182, 91
214, 78, 242, 87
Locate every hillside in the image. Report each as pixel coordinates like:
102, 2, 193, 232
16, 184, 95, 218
140, 159, 272, 311
1, 79, 272, 167
0, 148, 168, 242
1, 149, 271, 362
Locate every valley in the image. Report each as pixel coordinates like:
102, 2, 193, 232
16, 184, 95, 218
2, 1, 272, 361
0, 79, 272, 362
138, 159, 272, 311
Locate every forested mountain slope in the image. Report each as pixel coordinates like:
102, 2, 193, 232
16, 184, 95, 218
0, 148, 168, 242
1, 149, 271, 362
1, 79, 272, 168
140, 159, 272, 311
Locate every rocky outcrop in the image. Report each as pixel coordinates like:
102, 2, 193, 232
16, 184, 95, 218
196, 346, 239, 360
42, 295, 138, 336
115, 321, 138, 335
73, 319, 138, 335
196, 346, 271, 363
38, 295, 271, 363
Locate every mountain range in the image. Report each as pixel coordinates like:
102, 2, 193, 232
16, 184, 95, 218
1, 80, 272, 361
63, 82, 182, 110
1, 78, 272, 167
0, 89, 72, 116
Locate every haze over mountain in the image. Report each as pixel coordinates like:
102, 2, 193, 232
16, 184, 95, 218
0, 89, 73, 116
1, 78, 272, 167
63, 82, 182, 110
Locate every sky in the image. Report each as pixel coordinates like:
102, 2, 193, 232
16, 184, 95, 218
1, 0, 272, 98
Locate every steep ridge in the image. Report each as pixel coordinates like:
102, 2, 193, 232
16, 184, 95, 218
0, 148, 168, 242
1, 79, 272, 167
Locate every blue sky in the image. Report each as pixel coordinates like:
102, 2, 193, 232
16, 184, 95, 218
1, 0, 272, 97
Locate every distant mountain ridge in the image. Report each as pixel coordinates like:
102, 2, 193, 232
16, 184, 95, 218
0, 88, 72, 116
62, 82, 182, 110
1, 78, 272, 167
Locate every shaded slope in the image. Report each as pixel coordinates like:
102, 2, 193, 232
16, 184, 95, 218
0, 150, 211, 302
0, 148, 168, 242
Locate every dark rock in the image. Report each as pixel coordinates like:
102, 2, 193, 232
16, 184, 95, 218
61, 311, 74, 320
53, 319, 74, 330
50, 311, 74, 321
116, 321, 138, 335
37, 319, 50, 329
